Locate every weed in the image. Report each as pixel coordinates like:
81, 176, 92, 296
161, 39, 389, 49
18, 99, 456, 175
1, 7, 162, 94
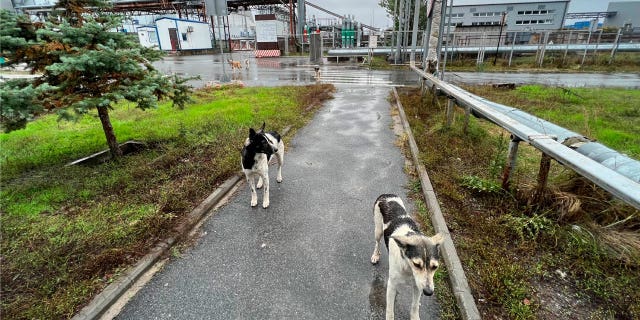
460, 175, 503, 195
501, 211, 557, 241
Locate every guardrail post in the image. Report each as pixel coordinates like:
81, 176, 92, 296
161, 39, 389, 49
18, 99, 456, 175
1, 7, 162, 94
563, 30, 572, 65
446, 97, 455, 127
431, 84, 438, 105
533, 152, 553, 203
501, 135, 521, 190
609, 28, 622, 64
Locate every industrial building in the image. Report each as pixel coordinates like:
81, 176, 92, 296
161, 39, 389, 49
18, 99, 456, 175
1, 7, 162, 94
604, 1, 640, 30
447, 0, 570, 32
155, 17, 213, 51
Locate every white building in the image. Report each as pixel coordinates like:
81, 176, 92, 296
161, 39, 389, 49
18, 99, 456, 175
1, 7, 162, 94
604, 1, 640, 30
448, 0, 570, 32
136, 26, 159, 48
155, 17, 212, 51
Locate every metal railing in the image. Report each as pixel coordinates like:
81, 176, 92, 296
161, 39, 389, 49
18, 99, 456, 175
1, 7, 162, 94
410, 65, 640, 210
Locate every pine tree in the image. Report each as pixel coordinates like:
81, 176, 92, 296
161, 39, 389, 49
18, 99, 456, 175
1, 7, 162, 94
0, 2, 191, 157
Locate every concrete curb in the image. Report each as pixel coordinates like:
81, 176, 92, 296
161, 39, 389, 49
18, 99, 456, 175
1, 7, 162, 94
72, 125, 292, 320
392, 87, 481, 320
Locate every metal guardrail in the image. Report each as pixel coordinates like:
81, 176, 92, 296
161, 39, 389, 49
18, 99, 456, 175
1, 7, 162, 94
409, 65, 640, 210
467, 95, 640, 183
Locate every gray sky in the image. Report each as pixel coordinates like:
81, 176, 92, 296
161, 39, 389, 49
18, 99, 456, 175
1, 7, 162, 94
305, 0, 637, 29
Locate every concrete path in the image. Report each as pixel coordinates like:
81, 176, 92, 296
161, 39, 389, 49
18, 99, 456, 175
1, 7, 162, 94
115, 84, 441, 319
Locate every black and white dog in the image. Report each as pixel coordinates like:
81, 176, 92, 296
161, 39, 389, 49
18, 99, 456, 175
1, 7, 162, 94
370, 194, 444, 320
241, 122, 284, 208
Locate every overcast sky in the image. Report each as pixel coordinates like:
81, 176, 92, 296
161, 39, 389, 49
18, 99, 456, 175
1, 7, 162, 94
305, 0, 637, 29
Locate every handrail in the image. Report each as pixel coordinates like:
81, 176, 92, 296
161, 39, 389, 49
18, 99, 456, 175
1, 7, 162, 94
410, 65, 640, 210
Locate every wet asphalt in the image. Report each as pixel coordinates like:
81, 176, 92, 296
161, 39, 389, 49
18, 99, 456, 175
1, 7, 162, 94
151, 52, 640, 89
115, 73, 440, 318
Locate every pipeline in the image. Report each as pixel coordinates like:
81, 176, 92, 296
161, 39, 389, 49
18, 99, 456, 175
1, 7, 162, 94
326, 42, 640, 56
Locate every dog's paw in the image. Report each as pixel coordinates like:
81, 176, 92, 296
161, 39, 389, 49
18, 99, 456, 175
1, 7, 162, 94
256, 179, 263, 189
251, 199, 258, 207
262, 201, 269, 209
276, 177, 282, 183
371, 254, 380, 265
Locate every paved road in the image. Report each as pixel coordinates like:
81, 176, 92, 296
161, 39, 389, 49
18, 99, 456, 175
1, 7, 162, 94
115, 83, 441, 319
153, 53, 421, 88
152, 53, 640, 89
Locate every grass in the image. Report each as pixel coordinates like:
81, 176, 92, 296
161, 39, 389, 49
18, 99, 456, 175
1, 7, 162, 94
395, 86, 639, 319
444, 52, 640, 73
0, 83, 335, 319
463, 85, 640, 159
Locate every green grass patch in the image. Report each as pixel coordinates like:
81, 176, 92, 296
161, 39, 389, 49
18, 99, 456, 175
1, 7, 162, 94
445, 52, 640, 73
463, 85, 640, 159
0, 84, 335, 319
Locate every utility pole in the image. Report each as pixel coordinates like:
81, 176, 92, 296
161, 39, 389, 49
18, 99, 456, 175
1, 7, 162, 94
493, 11, 507, 66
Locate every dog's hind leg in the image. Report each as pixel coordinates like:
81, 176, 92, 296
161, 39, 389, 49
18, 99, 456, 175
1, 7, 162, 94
260, 172, 270, 208
371, 203, 383, 264
256, 176, 263, 189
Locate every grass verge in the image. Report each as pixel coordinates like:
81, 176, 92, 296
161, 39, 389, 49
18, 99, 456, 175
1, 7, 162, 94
0, 83, 335, 319
395, 85, 639, 319
463, 84, 640, 159
444, 52, 640, 73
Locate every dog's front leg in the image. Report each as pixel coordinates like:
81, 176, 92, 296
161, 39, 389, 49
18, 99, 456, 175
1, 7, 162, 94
410, 284, 421, 320
248, 175, 258, 207
275, 149, 283, 183
371, 211, 383, 264
385, 279, 397, 320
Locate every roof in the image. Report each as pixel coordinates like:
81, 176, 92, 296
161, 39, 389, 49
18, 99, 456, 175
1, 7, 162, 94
155, 17, 209, 24
453, 0, 569, 6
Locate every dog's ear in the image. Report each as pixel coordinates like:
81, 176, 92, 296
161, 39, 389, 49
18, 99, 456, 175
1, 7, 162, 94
430, 233, 444, 245
249, 128, 257, 139
391, 234, 420, 249
260, 122, 266, 132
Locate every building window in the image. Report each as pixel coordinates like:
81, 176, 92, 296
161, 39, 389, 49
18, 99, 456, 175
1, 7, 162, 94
447, 13, 464, 18
182, 33, 188, 41
517, 10, 555, 15
515, 19, 553, 25
148, 31, 158, 43
473, 11, 502, 17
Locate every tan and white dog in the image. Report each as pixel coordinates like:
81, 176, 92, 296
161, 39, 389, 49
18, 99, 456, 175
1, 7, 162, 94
228, 59, 242, 70
370, 194, 444, 320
